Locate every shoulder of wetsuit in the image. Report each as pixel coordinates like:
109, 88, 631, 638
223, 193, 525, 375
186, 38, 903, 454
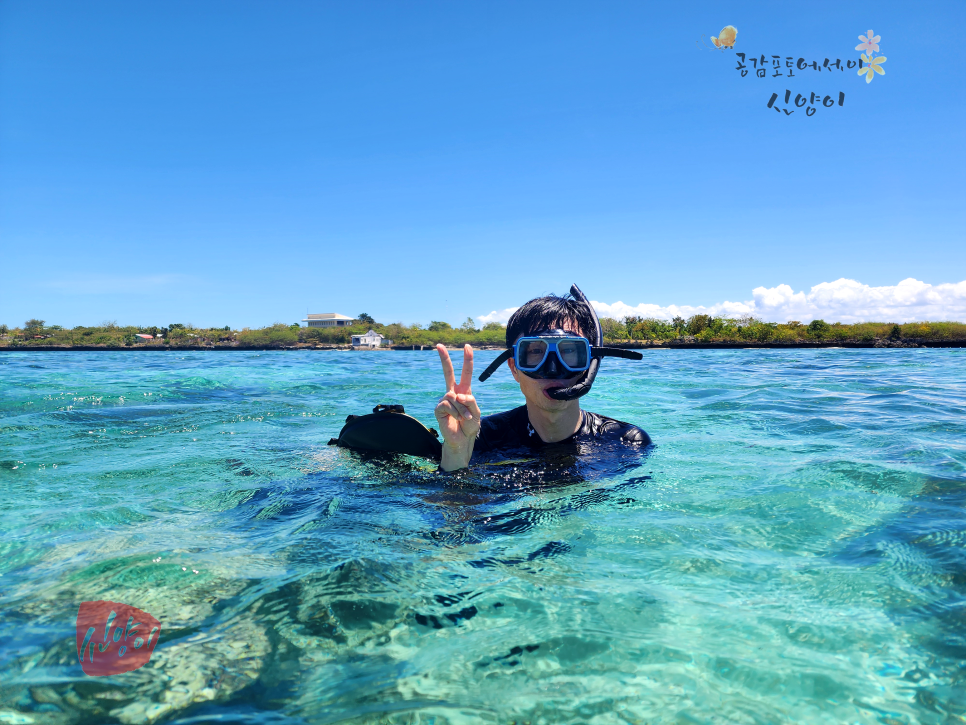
479, 405, 528, 429
620, 425, 652, 446
476, 405, 530, 452
328, 404, 443, 460
581, 411, 652, 445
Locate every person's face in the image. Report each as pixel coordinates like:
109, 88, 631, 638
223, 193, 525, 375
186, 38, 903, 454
507, 321, 585, 413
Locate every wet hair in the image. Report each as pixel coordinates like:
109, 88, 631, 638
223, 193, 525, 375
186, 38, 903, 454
505, 292, 596, 346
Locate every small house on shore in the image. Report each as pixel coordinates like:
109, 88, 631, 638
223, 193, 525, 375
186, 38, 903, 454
352, 330, 391, 348
303, 313, 355, 328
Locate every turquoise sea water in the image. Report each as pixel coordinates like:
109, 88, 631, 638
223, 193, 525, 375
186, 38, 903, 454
1, 349, 965, 725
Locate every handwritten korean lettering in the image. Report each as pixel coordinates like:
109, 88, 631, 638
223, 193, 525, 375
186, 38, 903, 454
737, 54, 862, 78
767, 90, 845, 116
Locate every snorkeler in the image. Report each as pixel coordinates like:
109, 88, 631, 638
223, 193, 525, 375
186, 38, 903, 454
434, 285, 651, 471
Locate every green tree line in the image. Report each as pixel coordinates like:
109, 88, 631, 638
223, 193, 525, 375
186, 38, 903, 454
2, 314, 965, 348
601, 315, 966, 344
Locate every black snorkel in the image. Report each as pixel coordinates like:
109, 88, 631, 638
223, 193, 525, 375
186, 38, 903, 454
546, 284, 602, 400
477, 283, 643, 399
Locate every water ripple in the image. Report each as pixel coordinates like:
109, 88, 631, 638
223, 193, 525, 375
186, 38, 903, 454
0, 349, 964, 724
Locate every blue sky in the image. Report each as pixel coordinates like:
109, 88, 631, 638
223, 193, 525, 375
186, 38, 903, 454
1, 1, 964, 328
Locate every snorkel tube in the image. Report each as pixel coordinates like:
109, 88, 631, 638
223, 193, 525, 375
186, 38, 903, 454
545, 284, 601, 401
477, 283, 642, 400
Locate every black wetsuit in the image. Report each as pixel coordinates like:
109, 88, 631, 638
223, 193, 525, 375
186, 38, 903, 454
474, 405, 651, 454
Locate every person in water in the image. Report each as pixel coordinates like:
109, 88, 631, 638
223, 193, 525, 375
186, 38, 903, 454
434, 286, 651, 471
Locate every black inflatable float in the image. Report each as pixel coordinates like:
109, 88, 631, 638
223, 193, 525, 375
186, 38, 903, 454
328, 404, 443, 460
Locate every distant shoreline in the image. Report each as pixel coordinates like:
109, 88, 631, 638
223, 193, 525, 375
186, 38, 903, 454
7, 319, 964, 350
2, 340, 964, 352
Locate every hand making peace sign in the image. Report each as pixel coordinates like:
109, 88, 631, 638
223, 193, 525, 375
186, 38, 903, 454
434, 344, 481, 471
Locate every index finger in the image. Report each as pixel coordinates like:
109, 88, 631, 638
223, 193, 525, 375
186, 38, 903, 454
458, 344, 474, 391
436, 344, 456, 391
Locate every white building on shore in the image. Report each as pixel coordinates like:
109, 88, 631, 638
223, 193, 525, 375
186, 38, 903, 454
352, 330, 391, 348
303, 313, 355, 328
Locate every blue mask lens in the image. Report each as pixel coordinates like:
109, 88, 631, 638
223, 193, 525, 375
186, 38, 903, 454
514, 334, 591, 379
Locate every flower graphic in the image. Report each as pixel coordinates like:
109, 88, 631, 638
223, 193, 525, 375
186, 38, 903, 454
858, 53, 886, 83
855, 30, 880, 54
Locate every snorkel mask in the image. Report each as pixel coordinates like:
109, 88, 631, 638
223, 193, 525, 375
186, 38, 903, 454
478, 284, 643, 400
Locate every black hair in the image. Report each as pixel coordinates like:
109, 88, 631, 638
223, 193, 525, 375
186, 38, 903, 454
505, 292, 596, 347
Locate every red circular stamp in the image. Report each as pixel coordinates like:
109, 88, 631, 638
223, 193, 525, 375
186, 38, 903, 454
75, 600, 161, 676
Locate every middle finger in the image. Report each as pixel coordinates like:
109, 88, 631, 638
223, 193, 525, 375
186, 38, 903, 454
437, 344, 456, 391
458, 344, 474, 392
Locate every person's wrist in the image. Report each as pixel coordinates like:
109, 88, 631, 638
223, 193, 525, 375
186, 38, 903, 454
440, 440, 472, 471
443, 438, 471, 454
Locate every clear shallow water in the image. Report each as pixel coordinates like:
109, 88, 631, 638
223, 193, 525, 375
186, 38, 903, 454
1, 349, 965, 725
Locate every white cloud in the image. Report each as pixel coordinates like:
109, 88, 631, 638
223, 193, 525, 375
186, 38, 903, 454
590, 298, 755, 321
594, 278, 966, 323
478, 278, 966, 325
476, 307, 519, 325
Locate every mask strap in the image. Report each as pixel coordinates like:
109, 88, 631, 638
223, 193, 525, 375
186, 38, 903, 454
478, 350, 513, 382
592, 347, 643, 361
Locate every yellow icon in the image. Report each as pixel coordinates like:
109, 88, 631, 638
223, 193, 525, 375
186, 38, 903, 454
711, 25, 738, 49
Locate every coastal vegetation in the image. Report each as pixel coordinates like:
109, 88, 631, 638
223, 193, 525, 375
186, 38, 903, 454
600, 315, 966, 345
1, 316, 965, 349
